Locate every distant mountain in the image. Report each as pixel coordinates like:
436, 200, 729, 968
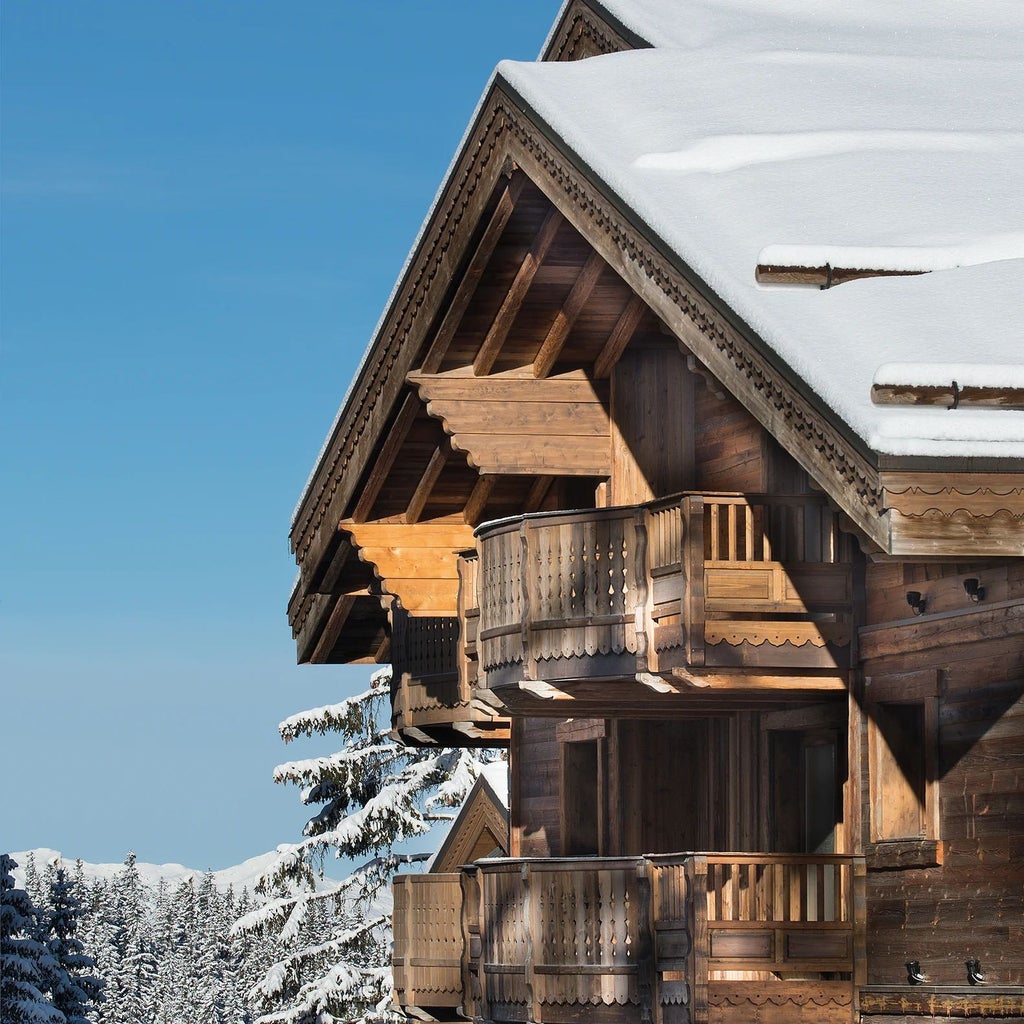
8, 846, 325, 894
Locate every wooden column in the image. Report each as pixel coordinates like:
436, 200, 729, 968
688, 856, 709, 1024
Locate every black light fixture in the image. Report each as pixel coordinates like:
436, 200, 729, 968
906, 960, 926, 985
906, 591, 926, 615
966, 958, 985, 985
963, 578, 985, 603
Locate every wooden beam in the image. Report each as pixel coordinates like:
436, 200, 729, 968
473, 207, 563, 376
420, 174, 527, 374
872, 382, 1024, 409
408, 370, 611, 476
594, 294, 645, 378
755, 263, 926, 288
308, 595, 358, 664
341, 519, 474, 614
463, 475, 496, 526
532, 250, 605, 378
350, 393, 421, 523
524, 475, 555, 511
405, 440, 451, 524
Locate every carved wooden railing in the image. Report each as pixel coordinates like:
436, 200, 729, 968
394, 853, 864, 1024
389, 602, 509, 746
472, 493, 855, 697
476, 507, 647, 689
392, 873, 464, 1016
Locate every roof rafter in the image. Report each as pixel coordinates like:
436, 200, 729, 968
532, 249, 606, 378
421, 174, 527, 374
405, 439, 452, 524
594, 294, 646, 378
473, 206, 564, 376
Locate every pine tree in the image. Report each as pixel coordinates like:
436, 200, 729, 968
234, 667, 500, 1024
44, 865, 105, 1024
0, 853, 63, 1024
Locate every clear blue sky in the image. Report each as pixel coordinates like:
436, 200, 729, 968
1, 1, 558, 870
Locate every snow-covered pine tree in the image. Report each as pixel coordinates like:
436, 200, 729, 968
44, 865, 105, 1024
0, 853, 63, 1024
234, 667, 500, 1024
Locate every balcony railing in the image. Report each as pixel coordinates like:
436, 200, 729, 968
393, 853, 864, 1024
470, 493, 854, 704
389, 605, 509, 746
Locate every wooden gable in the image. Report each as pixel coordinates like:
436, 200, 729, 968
430, 768, 510, 873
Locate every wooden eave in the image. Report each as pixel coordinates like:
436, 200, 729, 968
291, 78, 1023, 660
540, 0, 649, 62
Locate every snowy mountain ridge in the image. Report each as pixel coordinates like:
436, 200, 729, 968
8, 846, 333, 895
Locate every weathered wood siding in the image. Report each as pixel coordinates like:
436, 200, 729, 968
860, 559, 1024, 987
510, 717, 561, 857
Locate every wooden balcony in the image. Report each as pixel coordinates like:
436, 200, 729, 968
389, 605, 509, 747
392, 853, 865, 1024
470, 493, 855, 714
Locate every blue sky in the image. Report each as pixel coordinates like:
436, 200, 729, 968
1, 1, 558, 870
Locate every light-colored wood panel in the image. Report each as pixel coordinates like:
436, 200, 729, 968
452, 434, 609, 476
409, 368, 608, 403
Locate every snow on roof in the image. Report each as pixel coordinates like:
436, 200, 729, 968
502, 1, 1024, 459
479, 760, 510, 809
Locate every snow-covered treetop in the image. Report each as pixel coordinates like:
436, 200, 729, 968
517, 0, 1024, 458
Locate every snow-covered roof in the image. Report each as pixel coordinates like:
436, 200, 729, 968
505, 0, 1024, 459
479, 761, 510, 809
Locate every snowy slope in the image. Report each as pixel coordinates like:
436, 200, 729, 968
500, 5, 1024, 458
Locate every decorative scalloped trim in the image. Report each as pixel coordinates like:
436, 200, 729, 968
708, 989, 852, 1007
706, 631, 851, 649
891, 506, 1024, 521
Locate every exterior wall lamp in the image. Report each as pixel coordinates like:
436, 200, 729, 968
963, 578, 985, 602
906, 960, 927, 985
906, 591, 927, 615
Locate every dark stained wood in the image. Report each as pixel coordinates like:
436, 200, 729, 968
532, 249, 605, 378
351, 392, 421, 523
473, 207, 563, 376
420, 174, 527, 374
463, 474, 497, 526
872, 381, 1024, 409
755, 262, 926, 288
593, 293, 645, 379
405, 439, 451, 524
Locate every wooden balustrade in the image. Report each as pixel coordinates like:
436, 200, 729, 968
396, 853, 864, 1024
472, 493, 855, 707
392, 873, 465, 1017
389, 602, 509, 746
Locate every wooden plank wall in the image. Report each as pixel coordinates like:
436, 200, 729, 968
860, 559, 1024, 986
510, 717, 561, 857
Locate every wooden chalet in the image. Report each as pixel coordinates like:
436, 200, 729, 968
288, 3, 1024, 1022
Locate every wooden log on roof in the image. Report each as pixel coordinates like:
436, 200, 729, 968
871, 382, 1024, 409
755, 263, 927, 287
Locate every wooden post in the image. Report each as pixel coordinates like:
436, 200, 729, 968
636, 859, 655, 1024
852, 857, 867, 1018
687, 856, 709, 1024
523, 862, 541, 1024
634, 509, 654, 674
683, 496, 705, 667
519, 523, 535, 681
